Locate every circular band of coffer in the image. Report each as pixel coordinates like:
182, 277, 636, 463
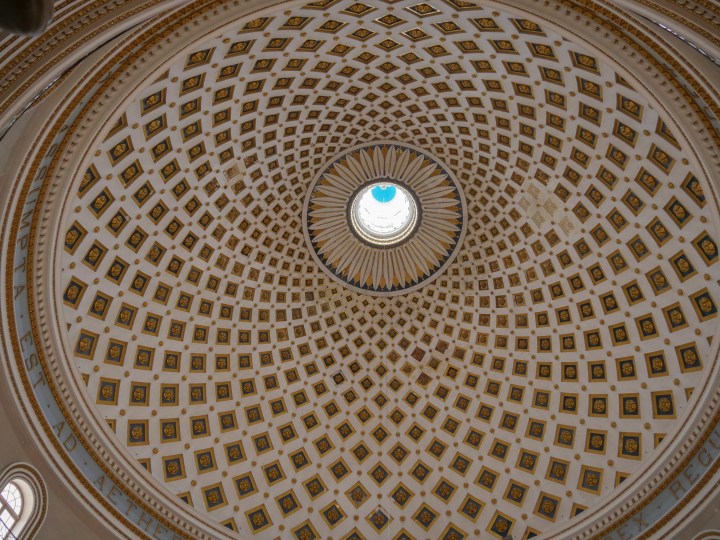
303, 141, 466, 296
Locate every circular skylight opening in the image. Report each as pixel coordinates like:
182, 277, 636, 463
349, 181, 419, 246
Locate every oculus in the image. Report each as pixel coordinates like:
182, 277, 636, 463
303, 142, 466, 295
349, 181, 419, 246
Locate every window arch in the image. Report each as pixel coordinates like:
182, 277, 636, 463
0, 464, 46, 539
0, 481, 23, 538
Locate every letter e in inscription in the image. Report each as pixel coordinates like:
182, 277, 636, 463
683, 461, 699, 483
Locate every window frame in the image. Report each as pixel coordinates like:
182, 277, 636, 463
0, 464, 46, 540
0, 480, 24, 538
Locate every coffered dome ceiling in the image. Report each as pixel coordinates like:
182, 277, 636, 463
4, 0, 720, 539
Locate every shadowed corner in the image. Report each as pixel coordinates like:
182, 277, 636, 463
0, 0, 53, 36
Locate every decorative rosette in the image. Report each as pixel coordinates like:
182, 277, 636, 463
303, 142, 466, 295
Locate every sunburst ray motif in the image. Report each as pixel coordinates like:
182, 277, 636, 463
303, 142, 466, 295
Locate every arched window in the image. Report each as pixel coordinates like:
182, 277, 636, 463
0, 464, 46, 539
0, 481, 23, 538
